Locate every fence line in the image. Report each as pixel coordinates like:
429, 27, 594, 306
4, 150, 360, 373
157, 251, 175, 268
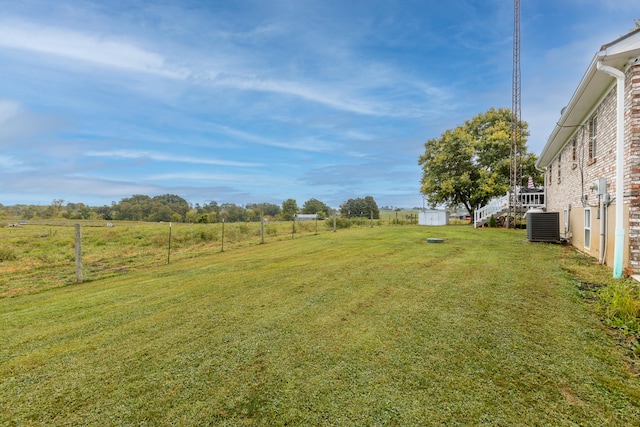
0, 217, 448, 298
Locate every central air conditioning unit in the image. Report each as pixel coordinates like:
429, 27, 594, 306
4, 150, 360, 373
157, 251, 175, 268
527, 211, 560, 242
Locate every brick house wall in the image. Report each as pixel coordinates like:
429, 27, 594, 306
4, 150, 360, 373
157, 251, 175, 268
544, 63, 640, 270
627, 64, 640, 271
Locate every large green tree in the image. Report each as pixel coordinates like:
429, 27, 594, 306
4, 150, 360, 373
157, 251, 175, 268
339, 196, 380, 219
246, 203, 281, 219
301, 198, 331, 219
112, 195, 153, 221
151, 194, 189, 221
281, 199, 299, 221
110, 194, 191, 222
219, 203, 248, 223
418, 108, 540, 218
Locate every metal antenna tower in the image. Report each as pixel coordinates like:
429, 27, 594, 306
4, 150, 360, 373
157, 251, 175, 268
508, 0, 522, 228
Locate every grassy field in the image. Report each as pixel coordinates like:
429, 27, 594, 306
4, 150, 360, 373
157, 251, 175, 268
1, 225, 640, 425
0, 219, 343, 298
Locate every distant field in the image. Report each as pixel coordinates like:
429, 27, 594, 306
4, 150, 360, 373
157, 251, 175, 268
1, 225, 639, 425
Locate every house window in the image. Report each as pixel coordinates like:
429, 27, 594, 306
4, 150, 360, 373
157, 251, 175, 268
557, 154, 561, 184
588, 115, 597, 160
584, 208, 591, 249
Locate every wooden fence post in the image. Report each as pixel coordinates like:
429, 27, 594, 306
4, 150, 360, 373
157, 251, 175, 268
261, 212, 265, 244
221, 219, 225, 252
74, 223, 83, 283
167, 222, 172, 264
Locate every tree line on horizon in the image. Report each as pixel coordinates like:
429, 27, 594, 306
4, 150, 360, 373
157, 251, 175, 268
0, 195, 381, 223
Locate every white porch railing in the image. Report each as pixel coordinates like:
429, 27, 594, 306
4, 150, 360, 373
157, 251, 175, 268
474, 194, 509, 228
473, 189, 546, 228
520, 191, 545, 209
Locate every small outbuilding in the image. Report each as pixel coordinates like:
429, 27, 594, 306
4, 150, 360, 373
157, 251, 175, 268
419, 210, 449, 226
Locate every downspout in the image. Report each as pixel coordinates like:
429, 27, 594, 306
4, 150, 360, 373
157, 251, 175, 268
596, 61, 625, 278
598, 194, 606, 264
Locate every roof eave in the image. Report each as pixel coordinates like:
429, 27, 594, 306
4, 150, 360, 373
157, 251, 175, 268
536, 29, 640, 170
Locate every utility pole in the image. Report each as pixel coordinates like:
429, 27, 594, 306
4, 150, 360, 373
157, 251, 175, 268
508, 0, 522, 228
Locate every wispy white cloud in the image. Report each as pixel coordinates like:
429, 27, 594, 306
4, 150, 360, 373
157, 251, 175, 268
85, 149, 262, 167
209, 75, 388, 116
0, 20, 187, 78
0, 19, 437, 118
0, 172, 163, 201
0, 99, 68, 148
219, 24, 285, 43
0, 155, 32, 171
581, 0, 640, 12
0, 99, 23, 124
209, 124, 341, 152
146, 172, 286, 187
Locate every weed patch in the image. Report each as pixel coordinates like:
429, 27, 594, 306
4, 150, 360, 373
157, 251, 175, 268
0, 246, 16, 262
560, 246, 640, 375
597, 280, 640, 334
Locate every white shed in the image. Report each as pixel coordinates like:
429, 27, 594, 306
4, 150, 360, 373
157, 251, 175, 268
419, 210, 449, 226
295, 214, 318, 221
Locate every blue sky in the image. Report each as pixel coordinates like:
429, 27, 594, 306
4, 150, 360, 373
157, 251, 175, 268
1, 0, 639, 209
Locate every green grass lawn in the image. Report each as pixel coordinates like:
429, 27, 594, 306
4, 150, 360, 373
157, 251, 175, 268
1, 225, 639, 425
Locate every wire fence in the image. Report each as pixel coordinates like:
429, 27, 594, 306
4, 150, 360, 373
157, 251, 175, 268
0, 216, 431, 298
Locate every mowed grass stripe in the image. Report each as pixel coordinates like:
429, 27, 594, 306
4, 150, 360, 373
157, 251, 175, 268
1, 226, 639, 425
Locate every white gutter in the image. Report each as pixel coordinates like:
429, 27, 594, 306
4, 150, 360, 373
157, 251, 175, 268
596, 61, 625, 278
